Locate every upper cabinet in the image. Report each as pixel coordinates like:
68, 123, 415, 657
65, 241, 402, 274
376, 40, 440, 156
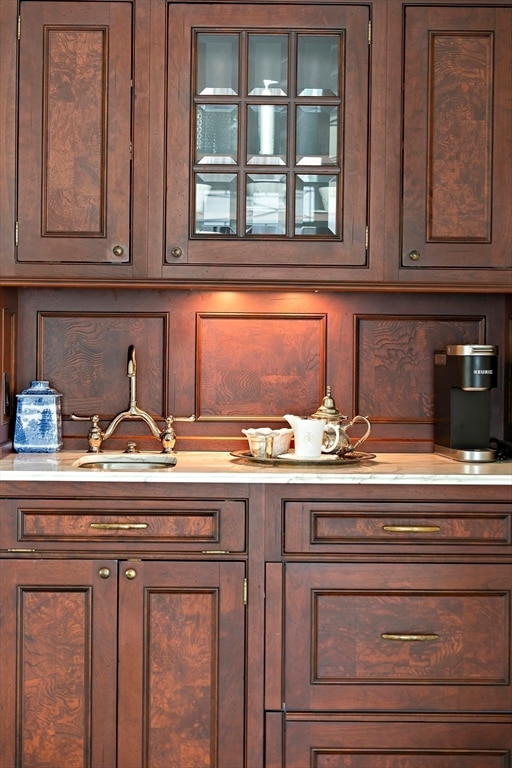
162, 3, 371, 282
2, 1, 134, 281
399, 4, 512, 285
0, 0, 510, 289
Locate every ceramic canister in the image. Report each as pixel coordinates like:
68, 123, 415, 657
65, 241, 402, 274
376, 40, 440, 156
13, 380, 63, 453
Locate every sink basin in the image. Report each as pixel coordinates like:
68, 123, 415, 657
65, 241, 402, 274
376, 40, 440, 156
75, 453, 177, 471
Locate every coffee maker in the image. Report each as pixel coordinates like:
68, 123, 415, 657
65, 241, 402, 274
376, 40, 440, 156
434, 344, 498, 462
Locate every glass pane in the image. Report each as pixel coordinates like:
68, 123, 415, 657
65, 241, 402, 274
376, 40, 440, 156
247, 105, 287, 165
297, 35, 340, 96
295, 175, 337, 235
196, 34, 239, 95
196, 105, 238, 164
246, 174, 286, 235
296, 106, 338, 165
248, 35, 288, 95
194, 173, 237, 234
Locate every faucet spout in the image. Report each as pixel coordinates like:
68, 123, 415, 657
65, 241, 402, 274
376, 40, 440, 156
127, 345, 137, 409
72, 345, 195, 452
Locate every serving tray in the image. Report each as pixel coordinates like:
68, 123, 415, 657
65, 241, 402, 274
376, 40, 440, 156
230, 450, 376, 466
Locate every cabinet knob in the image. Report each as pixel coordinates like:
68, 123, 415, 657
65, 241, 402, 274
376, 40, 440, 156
98, 567, 111, 579
112, 245, 124, 257
125, 568, 137, 580
408, 249, 421, 261
170, 246, 183, 258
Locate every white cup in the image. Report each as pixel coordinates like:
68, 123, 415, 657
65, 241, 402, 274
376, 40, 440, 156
288, 417, 326, 459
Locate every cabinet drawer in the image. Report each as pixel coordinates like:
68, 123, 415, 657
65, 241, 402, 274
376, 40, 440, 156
279, 718, 512, 767
284, 501, 512, 553
1, 498, 246, 553
284, 562, 512, 713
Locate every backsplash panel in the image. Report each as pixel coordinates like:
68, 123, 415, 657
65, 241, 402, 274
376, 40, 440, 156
195, 313, 326, 420
356, 315, 485, 422
13, 289, 508, 452
37, 312, 168, 418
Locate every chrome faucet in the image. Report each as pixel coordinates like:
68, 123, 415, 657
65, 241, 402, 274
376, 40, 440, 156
72, 345, 195, 453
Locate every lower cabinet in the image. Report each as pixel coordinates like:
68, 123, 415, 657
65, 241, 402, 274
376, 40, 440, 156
264, 488, 512, 766
0, 558, 245, 768
275, 717, 512, 767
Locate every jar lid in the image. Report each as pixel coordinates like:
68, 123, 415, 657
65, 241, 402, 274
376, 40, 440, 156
19, 380, 62, 396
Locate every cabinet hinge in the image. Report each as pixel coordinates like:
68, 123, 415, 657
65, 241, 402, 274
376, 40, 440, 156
243, 577, 248, 605
17, 15, 21, 40
15, 221, 19, 247
365, 225, 369, 250
368, 20, 371, 45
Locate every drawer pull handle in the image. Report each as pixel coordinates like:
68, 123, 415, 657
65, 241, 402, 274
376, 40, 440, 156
381, 633, 439, 642
382, 525, 441, 533
90, 523, 148, 530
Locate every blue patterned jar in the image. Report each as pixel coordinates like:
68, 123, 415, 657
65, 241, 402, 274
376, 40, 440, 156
13, 381, 63, 453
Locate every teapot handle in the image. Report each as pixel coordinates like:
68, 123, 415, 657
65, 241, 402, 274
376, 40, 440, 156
345, 415, 371, 451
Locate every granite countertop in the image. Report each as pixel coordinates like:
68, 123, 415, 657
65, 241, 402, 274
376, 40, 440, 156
0, 450, 511, 485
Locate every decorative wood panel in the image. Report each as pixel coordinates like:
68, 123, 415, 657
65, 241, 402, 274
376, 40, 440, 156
0, 560, 118, 768
355, 315, 485, 423
195, 313, 327, 420
284, 562, 512, 713
36, 312, 168, 418
402, 6, 512, 269
117, 561, 245, 768
17, 2, 132, 264
282, 720, 512, 767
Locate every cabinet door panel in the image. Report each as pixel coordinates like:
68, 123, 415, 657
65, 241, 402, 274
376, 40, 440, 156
402, 7, 512, 271
284, 562, 512, 712
17, 2, 132, 266
0, 559, 118, 768
283, 719, 512, 767
117, 560, 245, 768
165, 4, 369, 271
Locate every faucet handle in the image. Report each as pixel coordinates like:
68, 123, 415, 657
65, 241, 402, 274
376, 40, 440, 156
70, 413, 103, 453
160, 416, 176, 453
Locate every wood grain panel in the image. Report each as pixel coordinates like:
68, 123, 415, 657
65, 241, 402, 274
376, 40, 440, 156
428, 32, 492, 242
284, 562, 512, 712
117, 561, 245, 768
196, 313, 326, 419
37, 311, 168, 418
17, 2, 131, 264
0, 560, 118, 768
283, 720, 512, 767
355, 315, 484, 422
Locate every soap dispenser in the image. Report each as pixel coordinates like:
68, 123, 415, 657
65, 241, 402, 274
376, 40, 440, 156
13, 380, 63, 453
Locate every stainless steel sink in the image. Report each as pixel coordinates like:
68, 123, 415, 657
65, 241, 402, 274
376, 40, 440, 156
74, 453, 177, 470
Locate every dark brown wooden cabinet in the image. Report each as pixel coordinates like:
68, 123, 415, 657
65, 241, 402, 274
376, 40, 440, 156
0, 480, 511, 766
400, 4, 512, 283
0, 492, 247, 768
163, 3, 370, 281
14, 1, 134, 280
264, 485, 512, 764
1, 0, 510, 289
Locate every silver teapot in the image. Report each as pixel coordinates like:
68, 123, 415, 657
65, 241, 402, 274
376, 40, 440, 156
311, 386, 371, 454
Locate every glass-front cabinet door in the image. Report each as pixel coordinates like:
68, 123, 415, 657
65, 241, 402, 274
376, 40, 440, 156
165, 4, 369, 274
